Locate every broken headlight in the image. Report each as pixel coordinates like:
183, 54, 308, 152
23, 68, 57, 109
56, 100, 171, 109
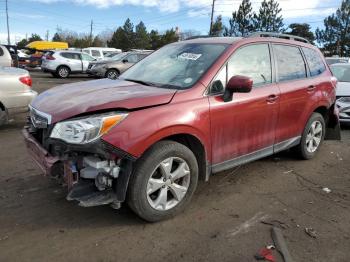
50, 113, 127, 144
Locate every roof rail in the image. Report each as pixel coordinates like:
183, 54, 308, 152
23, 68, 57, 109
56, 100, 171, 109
248, 32, 310, 44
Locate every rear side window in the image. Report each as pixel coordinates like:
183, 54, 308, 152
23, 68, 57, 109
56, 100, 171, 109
127, 54, 139, 63
91, 50, 100, 57
274, 45, 307, 82
61, 53, 80, 60
0, 47, 4, 56
302, 47, 326, 77
228, 44, 272, 87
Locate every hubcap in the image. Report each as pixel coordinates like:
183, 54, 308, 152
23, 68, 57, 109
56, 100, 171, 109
59, 68, 68, 77
107, 71, 118, 80
147, 157, 191, 211
306, 120, 323, 153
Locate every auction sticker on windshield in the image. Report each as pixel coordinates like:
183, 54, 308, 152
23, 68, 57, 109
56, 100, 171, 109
178, 53, 202, 61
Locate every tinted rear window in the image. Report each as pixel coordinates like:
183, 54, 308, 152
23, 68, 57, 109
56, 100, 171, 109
61, 53, 80, 60
302, 48, 326, 77
274, 45, 307, 82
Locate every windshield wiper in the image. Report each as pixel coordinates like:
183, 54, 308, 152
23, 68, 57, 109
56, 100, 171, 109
124, 79, 156, 87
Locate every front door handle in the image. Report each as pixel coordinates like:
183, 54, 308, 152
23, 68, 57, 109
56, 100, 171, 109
307, 85, 316, 92
267, 94, 279, 104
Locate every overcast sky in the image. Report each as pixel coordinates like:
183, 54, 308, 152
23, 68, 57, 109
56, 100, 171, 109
0, 0, 342, 44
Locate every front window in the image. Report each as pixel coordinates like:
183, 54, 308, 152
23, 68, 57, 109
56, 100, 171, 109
331, 65, 350, 82
228, 44, 272, 87
82, 54, 95, 61
120, 43, 228, 89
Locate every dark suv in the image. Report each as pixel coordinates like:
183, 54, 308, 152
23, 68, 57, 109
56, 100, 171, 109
24, 33, 340, 222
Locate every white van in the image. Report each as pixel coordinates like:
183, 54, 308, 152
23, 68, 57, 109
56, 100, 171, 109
0, 45, 12, 67
82, 47, 122, 60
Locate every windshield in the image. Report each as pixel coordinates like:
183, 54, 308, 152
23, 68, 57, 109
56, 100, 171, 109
120, 43, 228, 89
111, 53, 127, 61
331, 65, 350, 82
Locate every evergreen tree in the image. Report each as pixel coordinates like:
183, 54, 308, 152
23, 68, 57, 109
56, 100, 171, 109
227, 0, 254, 36
134, 21, 150, 49
160, 29, 179, 46
210, 15, 224, 36
92, 36, 104, 47
287, 23, 315, 43
52, 33, 62, 42
316, 0, 350, 56
108, 18, 135, 50
253, 0, 284, 32
149, 30, 161, 50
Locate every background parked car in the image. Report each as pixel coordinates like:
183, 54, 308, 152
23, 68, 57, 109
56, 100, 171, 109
0, 45, 13, 67
82, 47, 122, 60
330, 63, 350, 124
41, 50, 96, 78
326, 57, 350, 65
87, 50, 152, 79
0, 66, 37, 125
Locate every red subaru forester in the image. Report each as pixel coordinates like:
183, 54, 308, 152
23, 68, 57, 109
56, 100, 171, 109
24, 33, 340, 222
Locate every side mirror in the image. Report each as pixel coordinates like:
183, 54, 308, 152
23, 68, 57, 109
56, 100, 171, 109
223, 75, 253, 102
122, 59, 128, 63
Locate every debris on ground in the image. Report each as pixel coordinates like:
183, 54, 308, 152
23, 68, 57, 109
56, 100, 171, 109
261, 219, 289, 229
271, 227, 294, 262
284, 170, 293, 174
254, 246, 276, 262
0, 235, 9, 241
322, 187, 332, 194
305, 227, 317, 239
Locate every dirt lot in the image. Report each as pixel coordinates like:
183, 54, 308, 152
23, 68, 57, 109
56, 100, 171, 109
0, 71, 349, 262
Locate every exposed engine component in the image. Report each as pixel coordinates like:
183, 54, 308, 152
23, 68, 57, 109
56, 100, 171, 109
80, 156, 120, 191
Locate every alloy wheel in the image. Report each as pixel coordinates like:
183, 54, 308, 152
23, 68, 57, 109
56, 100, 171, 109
305, 120, 323, 153
147, 157, 191, 211
59, 67, 69, 78
107, 70, 118, 80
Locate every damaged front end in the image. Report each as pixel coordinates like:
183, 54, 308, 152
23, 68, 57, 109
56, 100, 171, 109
23, 107, 135, 209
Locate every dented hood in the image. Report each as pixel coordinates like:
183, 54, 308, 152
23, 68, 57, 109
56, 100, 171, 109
31, 79, 177, 124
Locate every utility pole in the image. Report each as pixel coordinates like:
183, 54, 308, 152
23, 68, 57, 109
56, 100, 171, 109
6, 0, 10, 45
46, 30, 49, 41
89, 20, 93, 45
209, 0, 216, 36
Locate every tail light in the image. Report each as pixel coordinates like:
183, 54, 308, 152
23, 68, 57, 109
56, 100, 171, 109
331, 76, 338, 89
45, 55, 55, 60
19, 76, 32, 87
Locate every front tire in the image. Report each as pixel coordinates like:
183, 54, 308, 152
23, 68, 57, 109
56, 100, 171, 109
105, 69, 120, 80
127, 141, 198, 222
296, 112, 325, 160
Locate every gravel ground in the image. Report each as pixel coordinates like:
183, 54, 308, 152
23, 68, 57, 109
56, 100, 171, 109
0, 71, 349, 262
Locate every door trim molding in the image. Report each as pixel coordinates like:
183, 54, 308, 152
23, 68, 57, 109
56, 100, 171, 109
211, 136, 301, 174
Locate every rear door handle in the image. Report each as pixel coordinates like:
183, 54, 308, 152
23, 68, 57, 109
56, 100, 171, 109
267, 94, 279, 104
307, 85, 316, 92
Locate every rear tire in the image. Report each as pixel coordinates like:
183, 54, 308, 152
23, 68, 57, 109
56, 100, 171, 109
296, 112, 325, 160
0, 107, 8, 126
127, 141, 198, 222
105, 69, 120, 80
56, 66, 70, 78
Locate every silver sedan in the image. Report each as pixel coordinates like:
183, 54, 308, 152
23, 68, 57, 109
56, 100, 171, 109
0, 67, 37, 125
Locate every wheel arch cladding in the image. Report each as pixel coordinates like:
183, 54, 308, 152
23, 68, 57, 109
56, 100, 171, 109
159, 134, 209, 182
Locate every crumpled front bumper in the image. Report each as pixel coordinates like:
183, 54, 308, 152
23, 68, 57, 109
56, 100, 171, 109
22, 127, 59, 176
22, 126, 135, 208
